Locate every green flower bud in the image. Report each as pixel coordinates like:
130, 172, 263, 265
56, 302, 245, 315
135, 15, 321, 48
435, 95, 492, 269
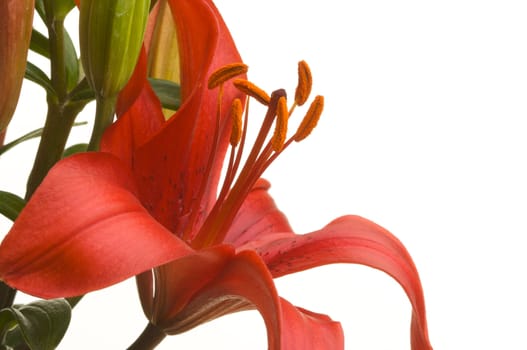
0, 0, 35, 133
80, 0, 150, 99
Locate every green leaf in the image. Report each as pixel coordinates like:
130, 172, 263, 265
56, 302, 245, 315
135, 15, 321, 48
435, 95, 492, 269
0, 308, 16, 338
148, 78, 181, 111
0, 127, 44, 156
29, 30, 50, 59
34, 0, 46, 22
0, 122, 87, 156
0, 299, 71, 350
0, 191, 25, 222
62, 143, 88, 158
24, 62, 56, 96
2, 324, 23, 349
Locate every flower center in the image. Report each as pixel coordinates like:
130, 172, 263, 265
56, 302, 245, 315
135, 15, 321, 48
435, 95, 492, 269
190, 61, 324, 249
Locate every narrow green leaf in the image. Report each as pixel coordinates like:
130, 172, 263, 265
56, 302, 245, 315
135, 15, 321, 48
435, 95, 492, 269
0, 128, 44, 156
34, 0, 46, 22
0, 122, 87, 156
24, 62, 56, 96
0, 191, 25, 222
148, 78, 181, 111
29, 30, 50, 59
62, 143, 88, 158
0, 299, 71, 350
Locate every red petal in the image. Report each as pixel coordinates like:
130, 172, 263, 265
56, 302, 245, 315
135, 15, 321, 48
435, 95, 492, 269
0, 153, 193, 298
227, 180, 431, 348
167, 0, 241, 100
101, 48, 165, 168
141, 245, 343, 349
114, 47, 152, 118
246, 215, 432, 350
128, 0, 246, 234
225, 178, 293, 247
280, 299, 344, 350
140, 246, 281, 349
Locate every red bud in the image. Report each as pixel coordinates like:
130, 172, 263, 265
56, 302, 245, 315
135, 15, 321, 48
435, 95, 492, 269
0, 0, 35, 133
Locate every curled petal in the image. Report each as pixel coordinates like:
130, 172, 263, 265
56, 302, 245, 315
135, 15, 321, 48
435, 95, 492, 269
0, 153, 192, 298
249, 215, 433, 350
232, 182, 432, 349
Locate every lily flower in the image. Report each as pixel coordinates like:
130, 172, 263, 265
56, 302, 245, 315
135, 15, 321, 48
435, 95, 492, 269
0, 0, 432, 349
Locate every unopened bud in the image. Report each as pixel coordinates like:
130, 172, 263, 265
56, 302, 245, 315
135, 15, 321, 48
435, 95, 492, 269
80, 0, 151, 99
0, 0, 34, 133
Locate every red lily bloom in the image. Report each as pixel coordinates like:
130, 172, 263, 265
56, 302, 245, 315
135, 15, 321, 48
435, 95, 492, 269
0, 0, 432, 349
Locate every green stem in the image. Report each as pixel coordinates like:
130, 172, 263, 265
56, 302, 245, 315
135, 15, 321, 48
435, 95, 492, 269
48, 19, 68, 101
24, 0, 84, 199
87, 96, 117, 151
127, 323, 167, 350
25, 103, 82, 199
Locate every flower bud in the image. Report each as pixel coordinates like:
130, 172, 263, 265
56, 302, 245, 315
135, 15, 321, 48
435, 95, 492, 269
0, 0, 35, 133
80, 0, 151, 99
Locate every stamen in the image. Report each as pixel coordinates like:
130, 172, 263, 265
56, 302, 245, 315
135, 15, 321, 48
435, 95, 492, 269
192, 60, 323, 249
294, 95, 324, 142
294, 60, 312, 106
208, 63, 248, 89
229, 98, 243, 146
271, 96, 288, 152
233, 79, 271, 105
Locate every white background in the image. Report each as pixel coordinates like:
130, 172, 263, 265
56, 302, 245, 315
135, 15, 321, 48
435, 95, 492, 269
1, 1, 527, 348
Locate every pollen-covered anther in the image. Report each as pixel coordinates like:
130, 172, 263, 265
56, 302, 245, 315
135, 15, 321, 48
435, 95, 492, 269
294, 60, 313, 106
233, 79, 271, 106
271, 96, 289, 152
208, 63, 248, 89
294, 95, 324, 142
229, 98, 243, 146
